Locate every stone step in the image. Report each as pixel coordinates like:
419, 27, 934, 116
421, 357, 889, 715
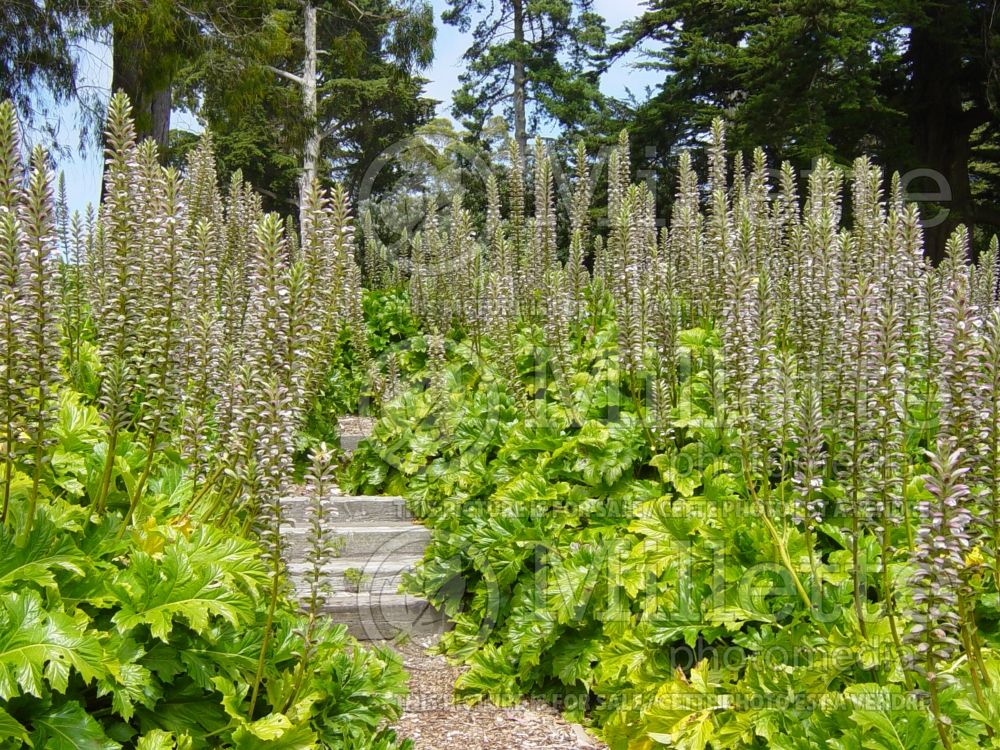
279, 489, 445, 641
319, 591, 448, 640
339, 434, 366, 453
282, 521, 431, 560
286, 556, 421, 593
282, 495, 412, 524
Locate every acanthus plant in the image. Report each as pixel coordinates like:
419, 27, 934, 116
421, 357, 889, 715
346, 117, 1000, 748
0, 96, 411, 748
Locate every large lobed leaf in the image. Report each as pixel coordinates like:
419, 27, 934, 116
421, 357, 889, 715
111, 540, 255, 642
0, 590, 106, 700
0, 515, 89, 592
29, 701, 120, 750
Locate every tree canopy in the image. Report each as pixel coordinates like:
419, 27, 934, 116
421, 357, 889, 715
0, 0, 85, 145
614, 0, 1000, 259
445, 0, 608, 159
178, 0, 435, 213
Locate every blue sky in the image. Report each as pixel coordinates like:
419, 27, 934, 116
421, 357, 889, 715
52, 0, 659, 216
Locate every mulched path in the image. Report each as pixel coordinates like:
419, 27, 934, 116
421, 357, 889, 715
389, 635, 605, 750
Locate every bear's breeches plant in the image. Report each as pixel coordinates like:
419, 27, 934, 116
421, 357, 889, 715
347, 119, 1000, 749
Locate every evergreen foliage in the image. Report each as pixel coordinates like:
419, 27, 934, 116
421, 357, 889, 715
177, 0, 437, 210
613, 0, 1000, 260
443, 0, 608, 153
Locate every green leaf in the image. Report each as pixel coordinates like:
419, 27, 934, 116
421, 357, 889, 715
0, 516, 88, 591
111, 543, 253, 642
97, 634, 157, 721
454, 644, 520, 706
246, 713, 293, 740
842, 685, 940, 750
0, 590, 106, 699
0, 704, 31, 746
650, 454, 702, 497
135, 687, 229, 737
30, 701, 120, 750
232, 722, 317, 749
136, 729, 177, 750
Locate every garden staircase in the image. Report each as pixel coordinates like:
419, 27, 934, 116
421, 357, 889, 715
280, 493, 449, 641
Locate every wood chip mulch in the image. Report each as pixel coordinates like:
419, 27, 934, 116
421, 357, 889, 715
388, 635, 606, 750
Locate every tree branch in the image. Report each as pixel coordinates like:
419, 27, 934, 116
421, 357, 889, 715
266, 65, 304, 85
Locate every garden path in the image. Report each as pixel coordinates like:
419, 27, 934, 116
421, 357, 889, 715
283, 418, 604, 748
391, 635, 605, 750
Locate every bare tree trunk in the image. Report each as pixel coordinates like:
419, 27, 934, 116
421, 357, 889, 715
149, 87, 172, 151
511, 0, 527, 167
907, 1, 986, 264
299, 2, 321, 231
111, 26, 171, 158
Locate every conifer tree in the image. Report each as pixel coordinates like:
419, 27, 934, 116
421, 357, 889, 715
444, 0, 608, 158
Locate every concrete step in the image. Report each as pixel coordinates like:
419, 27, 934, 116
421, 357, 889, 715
286, 556, 421, 593
319, 591, 448, 640
281, 521, 431, 560
282, 495, 412, 524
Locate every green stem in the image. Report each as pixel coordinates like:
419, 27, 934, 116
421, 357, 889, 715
282, 611, 317, 714
117, 428, 159, 539
249, 566, 281, 719
879, 519, 910, 690
1, 439, 12, 526
184, 464, 226, 519
958, 594, 993, 691
926, 653, 953, 750
740, 432, 815, 620
850, 528, 868, 639
956, 610, 993, 739
94, 426, 120, 515
205, 485, 241, 527
22, 438, 45, 541
803, 524, 820, 596
760, 512, 815, 616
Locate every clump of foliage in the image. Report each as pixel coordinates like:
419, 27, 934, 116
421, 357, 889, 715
312, 286, 425, 429
346, 125, 1000, 748
343, 568, 372, 593
0, 96, 411, 749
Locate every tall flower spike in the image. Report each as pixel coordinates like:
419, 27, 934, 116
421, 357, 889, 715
906, 444, 974, 749
0, 100, 22, 526
980, 308, 1000, 591
122, 166, 187, 527
793, 382, 826, 528
18, 146, 61, 535
0, 207, 22, 525
972, 235, 998, 310
906, 445, 973, 672
508, 139, 525, 254
0, 101, 21, 210
570, 140, 591, 238
533, 138, 557, 281
668, 151, 700, 326
304, 442, 340, 618
936, 227, 983, 460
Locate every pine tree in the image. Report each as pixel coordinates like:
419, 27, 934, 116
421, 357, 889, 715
444, 0, 608, 157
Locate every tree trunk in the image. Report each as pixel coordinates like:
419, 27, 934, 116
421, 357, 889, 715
906, 3, 978, 264
299, 2, 321, 232
111, 25, 171, 158
511, 0, 527, 167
